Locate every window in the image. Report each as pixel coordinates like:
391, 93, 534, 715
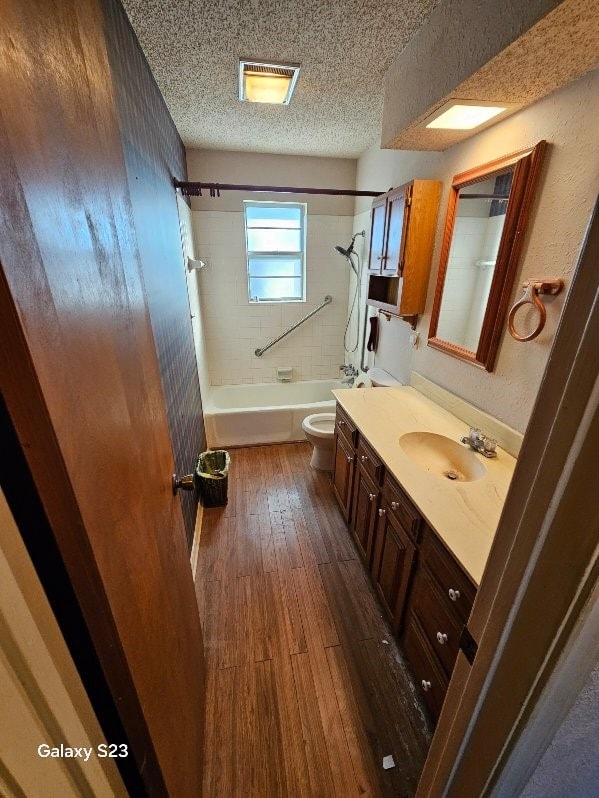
244, 201, 306, 302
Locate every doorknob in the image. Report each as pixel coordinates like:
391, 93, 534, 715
172, 473, 195, 495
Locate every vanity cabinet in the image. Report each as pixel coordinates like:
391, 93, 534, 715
402, 524, 476, 719
367, 179, 442, 317
331, 400, 478, 723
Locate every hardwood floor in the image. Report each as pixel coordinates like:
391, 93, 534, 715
196, 442, 431, 797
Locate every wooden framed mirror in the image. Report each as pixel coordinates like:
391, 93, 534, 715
428, 141, 546, 371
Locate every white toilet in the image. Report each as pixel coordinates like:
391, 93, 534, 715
302, 412, 336, 471
368, 367, 402, 387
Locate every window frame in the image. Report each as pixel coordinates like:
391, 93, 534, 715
243, 200, 307, 303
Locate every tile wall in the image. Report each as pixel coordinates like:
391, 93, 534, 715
191, 209, 353, 386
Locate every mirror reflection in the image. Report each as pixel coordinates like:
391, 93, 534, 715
436, 171, 513, 351
428, 142, 546, 371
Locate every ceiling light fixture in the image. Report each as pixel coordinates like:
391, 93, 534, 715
423, 99, 518, 130
239, 60, 300, 105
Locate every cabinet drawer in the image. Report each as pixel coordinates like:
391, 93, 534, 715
383, 474, 421, 542
408, 568, 462, 680
356, 437, 383, 486
420, 526, 476, 625
335, 405, 357, 449
403, 614, 448, 721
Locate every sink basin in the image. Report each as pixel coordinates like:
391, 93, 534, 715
399, 432, 487, 482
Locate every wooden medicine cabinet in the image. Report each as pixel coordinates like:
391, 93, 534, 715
367, 179, 442, 320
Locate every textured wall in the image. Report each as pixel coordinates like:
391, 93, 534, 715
353, 69, 599, 431
186, 148, 359, 214
104, 0, 205, 545
520, 663, 599, 797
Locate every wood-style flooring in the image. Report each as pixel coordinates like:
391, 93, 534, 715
196, 442, 431, 797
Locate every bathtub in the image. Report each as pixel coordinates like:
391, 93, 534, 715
203, 379, 345, 447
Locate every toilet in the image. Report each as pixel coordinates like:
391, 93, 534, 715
368, 367, 402, 387
302, 412, 336, 471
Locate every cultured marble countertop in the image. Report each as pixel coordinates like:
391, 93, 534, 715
332, 386, 517, 585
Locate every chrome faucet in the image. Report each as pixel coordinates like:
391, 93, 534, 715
339, 363, 359, 386
460, 427, 498, 458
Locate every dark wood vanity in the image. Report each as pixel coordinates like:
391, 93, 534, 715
332, 403, 476, 722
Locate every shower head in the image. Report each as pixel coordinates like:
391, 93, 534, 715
334, 244, 352, 258
333, 230, 365, 274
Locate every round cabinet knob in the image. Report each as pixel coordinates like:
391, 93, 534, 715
448, 588, 461, 602
390, 501, 398, 510
378, 508, 386, 516
346, 455, 352, 462
369, 493, 375, 502
436, 632, 448, 645
421, 680, 432, 692
338, 420, 345, 427
361, 455, 368, 462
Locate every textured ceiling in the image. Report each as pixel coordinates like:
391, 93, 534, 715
120, 0, 440, 158
383, 0, 599, 150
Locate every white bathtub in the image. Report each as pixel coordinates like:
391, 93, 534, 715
203, 379, 345, 447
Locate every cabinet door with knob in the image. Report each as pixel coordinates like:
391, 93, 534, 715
370, 501, 416, 634
351, 466, 379, 567
368, 194, 388, 274
332, 408, 358, 523
382, 186, 409, 276
332, 431, 355, 523
368, 186, 408, 276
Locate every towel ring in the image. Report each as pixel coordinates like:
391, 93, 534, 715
508, 278, 563, 342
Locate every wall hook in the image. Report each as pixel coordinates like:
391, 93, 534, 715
508, 278, 564, 342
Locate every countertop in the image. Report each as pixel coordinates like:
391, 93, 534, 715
332, 386, 517, 585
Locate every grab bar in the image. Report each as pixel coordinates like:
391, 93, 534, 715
254, 295, 332, 357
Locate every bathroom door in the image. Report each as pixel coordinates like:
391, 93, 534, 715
0, 0, 204, 794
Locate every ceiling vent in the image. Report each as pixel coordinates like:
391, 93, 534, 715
239, 59, 300, 105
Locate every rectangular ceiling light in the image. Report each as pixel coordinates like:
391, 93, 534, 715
239, 60, 300, 105
424, 100, 513, 130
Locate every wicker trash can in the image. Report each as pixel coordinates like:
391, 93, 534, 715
196, 450, 230, 507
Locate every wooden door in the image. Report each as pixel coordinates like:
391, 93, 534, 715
0, 1, 204, 794
351, 466, 379, 566
368, 195, 388, 273
383, 186, 409, 276
371, 506, 416, 633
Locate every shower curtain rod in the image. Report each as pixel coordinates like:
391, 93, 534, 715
174, 179, 383, 198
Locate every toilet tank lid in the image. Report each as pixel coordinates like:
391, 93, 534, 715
368, 367, 402, 387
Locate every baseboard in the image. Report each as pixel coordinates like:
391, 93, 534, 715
190, 501, 203, 581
